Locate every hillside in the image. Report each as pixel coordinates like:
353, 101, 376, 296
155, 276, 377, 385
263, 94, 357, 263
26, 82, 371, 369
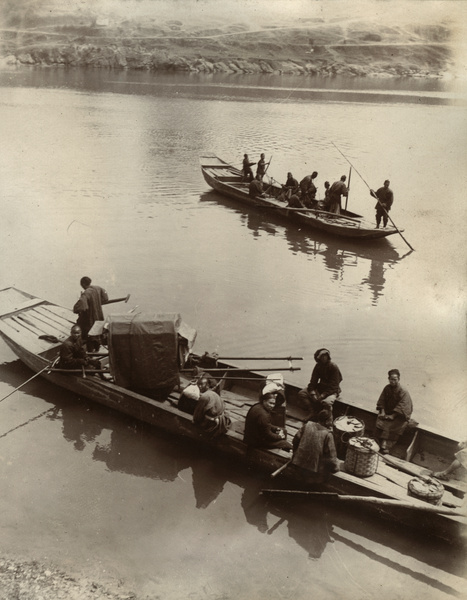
0, 1, 464, 79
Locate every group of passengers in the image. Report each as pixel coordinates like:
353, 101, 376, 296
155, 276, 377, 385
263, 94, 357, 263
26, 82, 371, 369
60, 280, 462, 482
177, 347, 417, 478
243, 152, 395, 226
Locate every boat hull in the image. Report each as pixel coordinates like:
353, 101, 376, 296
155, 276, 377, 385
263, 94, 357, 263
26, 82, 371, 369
0, 287, 464, 544
200, 156, 401, 240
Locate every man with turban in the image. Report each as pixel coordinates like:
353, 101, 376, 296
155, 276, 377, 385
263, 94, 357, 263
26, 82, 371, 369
297, 348, 343, 419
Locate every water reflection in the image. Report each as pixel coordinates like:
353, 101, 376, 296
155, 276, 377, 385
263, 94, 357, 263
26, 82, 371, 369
200, 190, 403, 304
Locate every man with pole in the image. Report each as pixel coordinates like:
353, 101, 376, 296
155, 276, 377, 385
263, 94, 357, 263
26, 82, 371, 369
371, 179, 394, 229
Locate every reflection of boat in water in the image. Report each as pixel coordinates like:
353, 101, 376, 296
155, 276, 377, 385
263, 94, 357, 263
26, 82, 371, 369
0, 287, 465, 544
200, 155, 402, 240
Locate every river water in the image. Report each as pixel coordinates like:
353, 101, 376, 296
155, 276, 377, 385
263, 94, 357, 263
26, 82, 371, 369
0, 68, 466, 598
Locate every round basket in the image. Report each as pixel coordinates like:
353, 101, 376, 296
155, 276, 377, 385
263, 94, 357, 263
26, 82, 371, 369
333, 416, 365, 459
407, 476, 444, 506
344, 436, 380, 478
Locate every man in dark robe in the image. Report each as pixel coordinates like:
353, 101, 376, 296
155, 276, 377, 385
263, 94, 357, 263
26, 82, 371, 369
73, 276, 108, 349
193, 389, 231, 438
243, 384, 292, 450
297, 348, 342, 419
59, 325, 100, 371
280, 172, 299, 201
299, 171, 318, 207
328, 175, 348, 214
256, 153, 267, 181
249, 177, 265, 199
242, 154, 256, 182
291, 409, 339, 475
375, 368, 413, 453
371, 179, 394, 228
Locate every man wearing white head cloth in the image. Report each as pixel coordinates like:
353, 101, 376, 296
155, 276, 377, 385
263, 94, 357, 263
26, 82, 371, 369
297, 348, 342, 419
243, 383, 292, 451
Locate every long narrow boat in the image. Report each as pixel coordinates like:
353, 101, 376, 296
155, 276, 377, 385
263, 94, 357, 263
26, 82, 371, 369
200, 155, 401, 241
0, 287, 464, 544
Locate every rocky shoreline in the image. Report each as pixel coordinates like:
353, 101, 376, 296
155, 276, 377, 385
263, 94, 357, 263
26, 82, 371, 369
1, 41, 451, 79
0, 556, 139, 600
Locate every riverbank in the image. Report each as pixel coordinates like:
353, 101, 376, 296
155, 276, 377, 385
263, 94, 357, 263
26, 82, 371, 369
0, 1, 461, 79
0, 556, 139, 600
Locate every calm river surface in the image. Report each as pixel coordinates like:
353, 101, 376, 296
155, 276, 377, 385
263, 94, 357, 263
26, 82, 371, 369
0, 68, 466, 599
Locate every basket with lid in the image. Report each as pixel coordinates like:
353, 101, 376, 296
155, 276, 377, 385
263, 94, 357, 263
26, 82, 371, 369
344, 436, 380, 478
407, 476, 444, 506
333, 415, 365, 459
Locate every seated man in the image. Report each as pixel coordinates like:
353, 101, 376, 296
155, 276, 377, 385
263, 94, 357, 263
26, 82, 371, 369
243, 383, 292, 451
59, 325, 101, 371
279, 172, 299, 201
249, 177, 265, 199
193, 389, 231, 438
291, 409, 339, 476
178, 376, 210, 415
375, 369, 413, 454
287, 194, 305, 209
297, 348, 342, 419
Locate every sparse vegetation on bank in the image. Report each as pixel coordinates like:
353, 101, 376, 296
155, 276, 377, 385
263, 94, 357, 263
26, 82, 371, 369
0, 0, 460, 79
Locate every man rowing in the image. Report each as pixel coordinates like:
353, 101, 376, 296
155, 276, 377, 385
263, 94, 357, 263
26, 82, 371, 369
328, 175, 348, 214
73, 276, 108, 351
256, 153, 268, 181
370, 179, 394, 228
299, 171, 318, 207
242, 154, 256, 182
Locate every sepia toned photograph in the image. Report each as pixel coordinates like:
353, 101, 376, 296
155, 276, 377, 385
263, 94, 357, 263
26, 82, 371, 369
0, 1, 466, 598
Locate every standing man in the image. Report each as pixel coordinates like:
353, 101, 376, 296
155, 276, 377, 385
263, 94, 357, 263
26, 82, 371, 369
375, 369, 413, 454
297, 348, 342, 419
242, 154, 256, 182
73, 276, 108, 350
299, 171, 318, 207
256, 153, 267, 181
371, 179, 394, 228
328, 175, 348, 214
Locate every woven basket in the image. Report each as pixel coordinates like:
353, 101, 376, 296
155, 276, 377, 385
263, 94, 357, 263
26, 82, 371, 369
333, 416, 365, 459
344, 437, 380, 478
407, 476, 444, 505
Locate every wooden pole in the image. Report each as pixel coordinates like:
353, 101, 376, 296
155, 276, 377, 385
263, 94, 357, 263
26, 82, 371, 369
180, 367, 301, 373
105, 294, 130, 305
270, 460, 293, 478
0, 363, 53, 404
331, 141, 414, 251
345, 166, 352, 211
266, 206, 361, 222
215, 356, 303, 361
260, 489, 466, 516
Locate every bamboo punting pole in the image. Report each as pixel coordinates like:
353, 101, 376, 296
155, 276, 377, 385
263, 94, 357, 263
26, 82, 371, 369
260, 489, 466, 516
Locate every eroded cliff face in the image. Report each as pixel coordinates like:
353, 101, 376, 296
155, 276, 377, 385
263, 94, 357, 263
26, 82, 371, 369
0, 0, 459, 79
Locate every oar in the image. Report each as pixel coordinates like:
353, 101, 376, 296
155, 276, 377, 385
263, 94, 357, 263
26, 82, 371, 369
260, 490, 466, 516
180, 367, 300, 373
270, 459, 293, 478
215, 356, 303, 361
331, 141, 414, 251
105, 294, 130, 305
0, 362, 55, 404
265, 206, 361, 222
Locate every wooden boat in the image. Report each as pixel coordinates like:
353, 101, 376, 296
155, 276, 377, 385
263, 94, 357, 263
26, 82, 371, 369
0, 287, 465, 544
200, 155, 402, 241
